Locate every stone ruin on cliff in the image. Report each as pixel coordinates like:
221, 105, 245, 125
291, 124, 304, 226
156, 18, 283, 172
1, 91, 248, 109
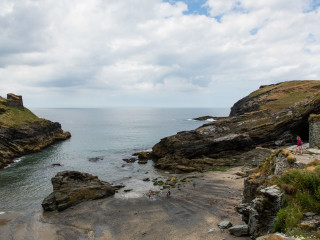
4, 93, 24, 108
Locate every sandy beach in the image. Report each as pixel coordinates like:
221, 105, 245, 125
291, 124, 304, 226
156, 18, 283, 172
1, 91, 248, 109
0, 167, 249, 240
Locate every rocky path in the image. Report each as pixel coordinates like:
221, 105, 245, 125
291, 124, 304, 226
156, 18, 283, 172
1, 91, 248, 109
0, 167, 249, 240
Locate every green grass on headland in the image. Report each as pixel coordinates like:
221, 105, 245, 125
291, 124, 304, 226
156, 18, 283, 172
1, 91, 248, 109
0, 100, 41, 127
246, 80, 320, 113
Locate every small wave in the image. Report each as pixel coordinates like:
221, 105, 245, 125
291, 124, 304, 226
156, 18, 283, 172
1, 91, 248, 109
4, 157, 23, 169
0, 212, 5, 215
206, 119, 216, 122
187, 119, 195, 121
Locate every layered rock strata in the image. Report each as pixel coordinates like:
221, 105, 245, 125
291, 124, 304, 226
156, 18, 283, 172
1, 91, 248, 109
42, 171, 115, 211
151, 81, 320, 172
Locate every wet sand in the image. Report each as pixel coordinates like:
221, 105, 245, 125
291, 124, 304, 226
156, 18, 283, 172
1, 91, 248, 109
0, 167, 249, 240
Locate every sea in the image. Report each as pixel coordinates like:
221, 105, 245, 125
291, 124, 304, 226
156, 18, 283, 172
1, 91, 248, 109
0, 108, 229, 212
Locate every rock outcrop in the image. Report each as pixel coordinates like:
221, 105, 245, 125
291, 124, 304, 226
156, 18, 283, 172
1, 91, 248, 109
236, 149, 301, 239
0, 94, 71, 168
151, 81, 320, 172
42, 171, 115, 211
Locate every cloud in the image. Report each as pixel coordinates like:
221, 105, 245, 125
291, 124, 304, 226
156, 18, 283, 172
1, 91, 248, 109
0, 0, 320, 108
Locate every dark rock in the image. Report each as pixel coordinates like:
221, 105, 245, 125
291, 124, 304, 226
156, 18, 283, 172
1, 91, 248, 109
88, 157, 103, 162
52, 163, 63, 167
42, 171, 115, 211
132, 151, 153, 160
228, 224, 249, 236
0, 120, 71, 169
218, 221, 233, 229
193, 116, 215, 121
142, 178, 150, 182
122, 158, 137, 163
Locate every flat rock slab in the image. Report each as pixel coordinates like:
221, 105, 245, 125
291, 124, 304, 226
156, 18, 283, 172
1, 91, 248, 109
229, 224, 249, 236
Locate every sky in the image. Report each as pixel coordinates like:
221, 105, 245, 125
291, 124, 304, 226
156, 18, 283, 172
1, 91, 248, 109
0, 0, 320, 108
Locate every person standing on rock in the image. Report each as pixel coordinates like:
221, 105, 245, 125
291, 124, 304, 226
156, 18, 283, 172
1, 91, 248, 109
295, 136, 303, 155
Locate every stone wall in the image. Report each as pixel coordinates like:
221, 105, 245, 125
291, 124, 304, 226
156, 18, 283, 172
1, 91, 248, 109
5, 93, 23, 107
309, 114, 320, 148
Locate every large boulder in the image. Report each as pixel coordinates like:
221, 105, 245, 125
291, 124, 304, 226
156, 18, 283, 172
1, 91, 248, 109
42, 171, 115, 211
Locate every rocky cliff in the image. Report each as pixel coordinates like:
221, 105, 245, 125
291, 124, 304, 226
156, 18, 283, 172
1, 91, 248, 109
0, 94, 71, 168
151, 80, 320, 172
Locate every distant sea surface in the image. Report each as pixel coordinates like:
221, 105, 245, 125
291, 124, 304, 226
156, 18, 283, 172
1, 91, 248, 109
0, 108, 229, 211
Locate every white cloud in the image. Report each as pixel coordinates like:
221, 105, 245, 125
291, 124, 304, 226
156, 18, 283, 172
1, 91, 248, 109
0, 0, 319, 108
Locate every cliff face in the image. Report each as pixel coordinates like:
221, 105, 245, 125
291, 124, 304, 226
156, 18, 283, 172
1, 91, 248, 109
151, 80, 320, 172
0, 94, 71, 168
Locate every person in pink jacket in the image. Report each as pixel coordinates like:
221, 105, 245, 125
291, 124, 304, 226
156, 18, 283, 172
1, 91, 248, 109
295, 136, 303, 155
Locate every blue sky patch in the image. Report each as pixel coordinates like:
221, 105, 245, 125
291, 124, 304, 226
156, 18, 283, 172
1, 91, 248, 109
249, 28, 259, 35
163, 0, 210, 16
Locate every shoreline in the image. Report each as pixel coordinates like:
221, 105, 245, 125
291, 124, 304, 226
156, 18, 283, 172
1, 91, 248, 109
0, 166, 249, 240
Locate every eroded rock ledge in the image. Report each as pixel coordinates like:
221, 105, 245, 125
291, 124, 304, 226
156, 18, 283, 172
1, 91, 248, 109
151, 81, 320, 172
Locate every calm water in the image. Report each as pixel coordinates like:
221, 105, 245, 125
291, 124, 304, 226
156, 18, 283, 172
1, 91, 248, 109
0, 108, 229, 211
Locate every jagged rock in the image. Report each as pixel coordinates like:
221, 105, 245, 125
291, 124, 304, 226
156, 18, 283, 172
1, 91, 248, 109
218, 221, 233, 229
0, 121, 71, 169
42, 171, 115, 211
228, 224, 249, 236
237, 151, 292, 239
260, 185, 282, 199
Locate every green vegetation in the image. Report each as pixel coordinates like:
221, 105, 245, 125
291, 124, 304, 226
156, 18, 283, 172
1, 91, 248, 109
246, 80, 320, 113
274, 162, 320, 233
264, 92, 311, 113
0, 101, 40, 127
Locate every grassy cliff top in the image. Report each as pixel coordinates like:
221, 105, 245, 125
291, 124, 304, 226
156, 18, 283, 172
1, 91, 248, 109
0, 97, 42, 127
248, 80, 320, 113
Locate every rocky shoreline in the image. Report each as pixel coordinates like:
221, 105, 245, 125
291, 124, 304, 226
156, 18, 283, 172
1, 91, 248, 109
0, 94, 71, 169
150, 81, 320, 172
2, 81, 320, 239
